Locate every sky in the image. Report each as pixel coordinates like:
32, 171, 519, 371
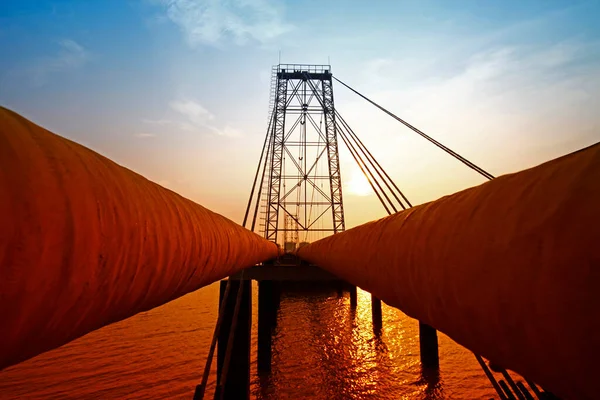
1, 0, 599, 229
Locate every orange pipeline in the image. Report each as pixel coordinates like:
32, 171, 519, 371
298, 143, 600, 399
0, 107, 278, 370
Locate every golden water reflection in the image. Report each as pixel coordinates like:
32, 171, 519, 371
254, 284, 495, 399
0, 282, 497, 399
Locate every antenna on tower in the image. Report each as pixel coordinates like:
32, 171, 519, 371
278, 50, 281, 65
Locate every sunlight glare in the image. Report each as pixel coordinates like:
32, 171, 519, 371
346, 171, 373, 197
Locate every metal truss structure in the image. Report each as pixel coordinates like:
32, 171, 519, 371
259, 64, 346, 246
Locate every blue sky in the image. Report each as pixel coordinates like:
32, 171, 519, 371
1, 0, 599, 227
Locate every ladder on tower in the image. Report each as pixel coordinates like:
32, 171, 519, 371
258, 66, 278, 237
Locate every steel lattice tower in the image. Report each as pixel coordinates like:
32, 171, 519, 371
223, 62, 504, 399
261, 64, 345, 246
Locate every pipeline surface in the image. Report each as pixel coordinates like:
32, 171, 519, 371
0, 107, 278, 370
298, 143, 600, 399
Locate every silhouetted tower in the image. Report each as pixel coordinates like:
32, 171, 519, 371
261, 64, 345, 246
220, 61, 503, 399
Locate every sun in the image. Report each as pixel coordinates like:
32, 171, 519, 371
346, 171, 373, 196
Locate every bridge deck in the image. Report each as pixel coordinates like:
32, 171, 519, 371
230, 254, 342, 282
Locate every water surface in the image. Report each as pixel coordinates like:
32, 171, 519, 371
0, 282, 497, 399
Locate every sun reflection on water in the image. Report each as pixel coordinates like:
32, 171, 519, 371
252, 283, 496, 399
0, 282, 498, 399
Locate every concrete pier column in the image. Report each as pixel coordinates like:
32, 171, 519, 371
273, 281, 282, 316
216, 279, 252, 399
349, 284, 358, 308
371, 294, 382, 328
419, 322, 439, 368
258, 280, 276, 372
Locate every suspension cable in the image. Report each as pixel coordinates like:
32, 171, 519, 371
331, 77, 526, 398
251, 128, 274, 232
216, 276, 246, 400
219, 71, 509, 400
196, 106, 276, 400
243, 112, 275, 227
303, 74, 405, 213
333, 76, 495, 181
193, 280, 232, 399
337, 124, 393, 214
330, 75, 518, 400
243, 109, 276, 228
335, 110, 409, 210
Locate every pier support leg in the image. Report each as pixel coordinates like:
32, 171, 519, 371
371, 294, 382, 332
258, 280, 276, 372
274, 282, 282, 316
349, 285, 358, 308
419, 322, 439, 368
217, 279, 252, 399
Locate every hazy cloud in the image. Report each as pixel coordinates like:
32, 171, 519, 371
156, 0, 293, 47
143, 98, 243, 137
134, 133, 157, 138
141, 118, 173, 125
142, 117, 194, 132
206, 124, 243, 138
25, 39, 89, 86
170, 98, 242, 137
347, 39, 600, 182
169, 99, 215, 125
